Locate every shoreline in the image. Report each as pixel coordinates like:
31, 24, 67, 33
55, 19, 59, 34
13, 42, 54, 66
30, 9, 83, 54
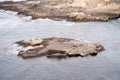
0, 0, 120, 22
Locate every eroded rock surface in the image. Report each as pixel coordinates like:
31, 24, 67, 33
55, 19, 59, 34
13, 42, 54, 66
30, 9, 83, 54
0, 0, 120, 22
16, 37, 105, 59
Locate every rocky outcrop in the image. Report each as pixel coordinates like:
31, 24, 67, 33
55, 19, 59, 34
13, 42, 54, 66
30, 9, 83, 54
67, 12, 109, 21
0, 0, 120, 22
16, 39, 43, 47
16, 37, 105, 59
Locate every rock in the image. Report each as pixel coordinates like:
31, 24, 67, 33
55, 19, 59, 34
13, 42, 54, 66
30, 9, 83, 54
16, 38, 43, 47
96, 45, 105, 52
0, 0, 119, 22
47, 49, 67, 58
68, 12, 109, 21
28, 12, 46, 19
16, 37, 105, 59
47, 53, 67, 58
18, 47, 47, 59
48, 49, 66, 55
90, 52, 98, 56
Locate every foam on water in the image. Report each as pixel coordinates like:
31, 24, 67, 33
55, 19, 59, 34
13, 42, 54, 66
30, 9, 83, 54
6, 44, 41, 54
0, 10, 32, 29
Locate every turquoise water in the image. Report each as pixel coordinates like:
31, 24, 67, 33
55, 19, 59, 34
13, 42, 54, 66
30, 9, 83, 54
0, 10, 120, 80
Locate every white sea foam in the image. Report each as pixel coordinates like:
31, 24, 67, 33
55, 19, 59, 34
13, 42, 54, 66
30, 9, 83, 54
0, 10, 32, 29
7, 44, 41, 54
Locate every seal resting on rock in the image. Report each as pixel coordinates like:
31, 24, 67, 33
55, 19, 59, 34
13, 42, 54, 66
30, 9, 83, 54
16, 37, 105, 59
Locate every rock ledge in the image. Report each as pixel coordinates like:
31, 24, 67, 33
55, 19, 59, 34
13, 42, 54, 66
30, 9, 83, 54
16, 37, 105, 59
0, 0, 120, 22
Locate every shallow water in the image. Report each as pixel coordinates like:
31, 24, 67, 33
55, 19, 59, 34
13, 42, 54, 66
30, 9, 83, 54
0, 10, 120, 80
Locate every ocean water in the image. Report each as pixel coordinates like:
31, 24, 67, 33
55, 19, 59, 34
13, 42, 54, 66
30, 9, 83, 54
0, 10, 120, 80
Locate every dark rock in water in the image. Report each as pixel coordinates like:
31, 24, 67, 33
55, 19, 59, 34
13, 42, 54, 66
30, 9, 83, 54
47, 53, 67, 58
47, 49, 67, 58
16, 37, 105, 59
90, 52, 98, 56
48, 49, 66, 55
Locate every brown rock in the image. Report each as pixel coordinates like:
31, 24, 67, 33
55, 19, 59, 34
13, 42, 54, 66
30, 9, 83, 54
16, 37, 105, 59
16, 38, 43, 47
17, 47, 46, 59
0, 0, 119, 22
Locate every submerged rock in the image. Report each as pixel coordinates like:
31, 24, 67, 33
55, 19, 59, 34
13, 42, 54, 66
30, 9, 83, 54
16, 37, 105, 59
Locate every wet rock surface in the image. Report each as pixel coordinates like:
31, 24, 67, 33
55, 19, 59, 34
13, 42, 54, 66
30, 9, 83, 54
16, 37, 105, 59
